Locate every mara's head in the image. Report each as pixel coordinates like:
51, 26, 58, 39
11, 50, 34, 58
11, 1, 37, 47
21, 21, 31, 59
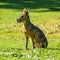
17, 8, 30, 23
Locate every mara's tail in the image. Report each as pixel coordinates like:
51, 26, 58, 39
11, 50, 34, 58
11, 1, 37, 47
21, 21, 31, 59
42, 39, 48, 48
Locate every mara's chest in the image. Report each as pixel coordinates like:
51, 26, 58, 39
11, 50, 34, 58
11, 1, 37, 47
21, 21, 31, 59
22, 25, 35, 37
22, 25, 27, 33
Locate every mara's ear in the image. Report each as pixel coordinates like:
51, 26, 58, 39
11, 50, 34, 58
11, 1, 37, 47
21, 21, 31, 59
23, 8, 29, 15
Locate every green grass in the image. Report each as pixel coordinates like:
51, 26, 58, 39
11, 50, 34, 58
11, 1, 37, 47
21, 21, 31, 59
0, 0, 60, 60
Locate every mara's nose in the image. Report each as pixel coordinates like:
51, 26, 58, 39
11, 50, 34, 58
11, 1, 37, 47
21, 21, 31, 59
17, 19, 18, 21
16, 19, 19, 22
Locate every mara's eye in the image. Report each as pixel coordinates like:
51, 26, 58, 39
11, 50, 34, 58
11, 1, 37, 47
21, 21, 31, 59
21, 16, 23, 17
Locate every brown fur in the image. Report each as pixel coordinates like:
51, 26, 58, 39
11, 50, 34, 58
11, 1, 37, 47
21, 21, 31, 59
17, 8, 48, 49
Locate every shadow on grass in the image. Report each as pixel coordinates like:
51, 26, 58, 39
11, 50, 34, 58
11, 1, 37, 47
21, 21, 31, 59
0, 0, 60, 11
47, 48, 60, 50
0, 47, 60, 51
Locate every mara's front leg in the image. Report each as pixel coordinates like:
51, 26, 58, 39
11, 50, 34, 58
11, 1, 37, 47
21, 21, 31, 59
26, 36, 29, 50
32, 38, 36, 49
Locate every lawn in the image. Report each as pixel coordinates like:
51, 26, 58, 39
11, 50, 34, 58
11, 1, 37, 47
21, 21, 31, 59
0, 0, 60, 60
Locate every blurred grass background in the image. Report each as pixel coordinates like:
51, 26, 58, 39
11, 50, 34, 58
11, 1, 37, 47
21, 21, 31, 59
0, 0, 60, 60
